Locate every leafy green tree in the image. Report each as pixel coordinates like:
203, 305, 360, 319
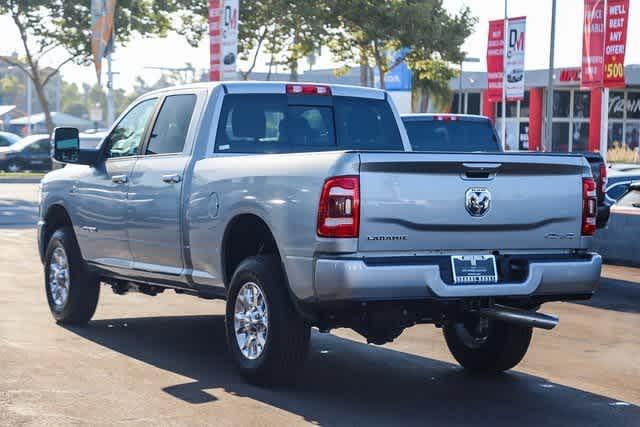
326, 0, 474, 96
0, 74, 25, 107
0, 0, 184, 134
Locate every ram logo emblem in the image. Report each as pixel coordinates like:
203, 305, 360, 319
465, 188, 491, 217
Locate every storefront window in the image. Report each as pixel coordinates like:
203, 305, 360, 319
573, 91, 590, 119
608, 91, 626, 119
572, 121, 589, 152
626, 122, 640, 150
608, 122, 624, 149
628, 92, 640, 120
467, 93, 481, 115
552, 122, 569, 152
519, 122, 530, 150
451, 94, 461, 114
496, 101, 518, 118
553, 91, 571, 118
520, 91, 530, 117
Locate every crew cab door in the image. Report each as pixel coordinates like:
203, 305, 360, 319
73, 98, 157, 272
127, 93, 198, 280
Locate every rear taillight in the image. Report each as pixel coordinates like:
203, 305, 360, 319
286, 84, 331, 96
599, 163, 608, 195
435, 115, 459, 121
582, 178, 597, 236
317, 176, 359, 238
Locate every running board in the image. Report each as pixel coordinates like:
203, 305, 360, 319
477, 304, 559, 330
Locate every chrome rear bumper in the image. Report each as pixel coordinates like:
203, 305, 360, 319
314, 253, 602, 301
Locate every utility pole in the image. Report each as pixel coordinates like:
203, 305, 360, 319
501, 0, 508, 149
544, 0, 558, 151
106, 28, 115, 128
26, 73, 32, 136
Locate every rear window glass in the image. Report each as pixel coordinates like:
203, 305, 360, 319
403, 119, 500, 152
215, 94, 403, 153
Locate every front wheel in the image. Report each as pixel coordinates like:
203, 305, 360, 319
443, 315, 532, 373
45, 227, 100, 325
7, 160, 23, 173
225, 255, 310, 386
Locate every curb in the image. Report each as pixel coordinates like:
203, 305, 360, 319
0, 178, 43, 184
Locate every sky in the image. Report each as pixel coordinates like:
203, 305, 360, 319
0, 0, 639, 92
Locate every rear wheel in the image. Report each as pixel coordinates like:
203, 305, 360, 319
7, 160, 23, 173
225, 255, 310, 386
443, 315, 532, 373
44, 227, 100, 325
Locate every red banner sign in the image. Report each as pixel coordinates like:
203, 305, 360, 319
581, 0, 605, 87
209, 0, 222, 81
603, 0, 629, 88
486, 19, 505, 103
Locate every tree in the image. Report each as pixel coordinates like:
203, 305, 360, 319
326, 0, 475, 92
0, 1, 182, 135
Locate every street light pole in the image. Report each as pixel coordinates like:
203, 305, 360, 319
544, 0, 558, 151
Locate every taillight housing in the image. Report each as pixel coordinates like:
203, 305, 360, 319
317, 176, 359, 238
582, 178, 597, 236
599, 163, 608, 195
286, 84, 331, 96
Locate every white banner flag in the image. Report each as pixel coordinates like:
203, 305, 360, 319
505, 17, 526, 101
221, 0, 239, 76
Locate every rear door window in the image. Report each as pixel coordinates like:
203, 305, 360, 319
146, 94, 197, 155
215, 94, 403, 153
403, 119, 500, 152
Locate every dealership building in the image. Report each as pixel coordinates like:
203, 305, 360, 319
449, 65, 640, 156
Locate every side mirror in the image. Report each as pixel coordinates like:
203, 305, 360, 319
52, 127, 99, 166
52, 127, 80, 163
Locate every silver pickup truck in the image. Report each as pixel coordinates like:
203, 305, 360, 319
39, 82, 601, 385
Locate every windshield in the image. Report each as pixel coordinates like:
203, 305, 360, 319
215, 94, 404, 153
0, 132, 20, 145
403, 119, 500, 152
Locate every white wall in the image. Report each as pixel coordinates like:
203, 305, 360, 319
388, 91, 412, 114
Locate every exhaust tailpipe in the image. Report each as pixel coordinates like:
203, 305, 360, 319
478, 304, 559, 330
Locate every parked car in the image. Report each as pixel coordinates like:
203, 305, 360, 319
401, 114, 500, 152
611, 181, 640, 214
605, 165, 640, 206
39, 82, 601, 386
0, 131, 21, 147
401, 114, 610, 228
79, 131, 108, 149
0, 134, 51, 172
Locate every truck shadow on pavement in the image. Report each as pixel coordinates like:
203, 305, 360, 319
575, 276, 640, 314
65, 315, 639, 426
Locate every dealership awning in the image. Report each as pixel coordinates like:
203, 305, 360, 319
0, 105, 16, 116
10, 111, 93, 128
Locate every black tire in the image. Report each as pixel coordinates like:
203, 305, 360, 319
225, 255, 310, 386
44, 227, 100, 325
443, 316, 532, 373
7, 160, 23, 173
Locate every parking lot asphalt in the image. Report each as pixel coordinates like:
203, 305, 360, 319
1, 183, 639, 426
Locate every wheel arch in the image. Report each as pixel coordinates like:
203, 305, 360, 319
41, 204, 76, 259
220, 213, 283, 288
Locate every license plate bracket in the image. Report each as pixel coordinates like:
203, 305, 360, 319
451, 255, 498, 285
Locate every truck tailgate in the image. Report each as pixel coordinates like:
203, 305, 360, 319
358, 152, 590, 252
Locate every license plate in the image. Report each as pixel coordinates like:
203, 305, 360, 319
451, 255, 498, 284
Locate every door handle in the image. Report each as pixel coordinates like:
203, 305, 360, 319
111, 175, 128, 184
162, 174, 182, 184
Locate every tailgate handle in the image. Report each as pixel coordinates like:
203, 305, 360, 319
462, 163, 502, 171
462, 163, 501, 180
